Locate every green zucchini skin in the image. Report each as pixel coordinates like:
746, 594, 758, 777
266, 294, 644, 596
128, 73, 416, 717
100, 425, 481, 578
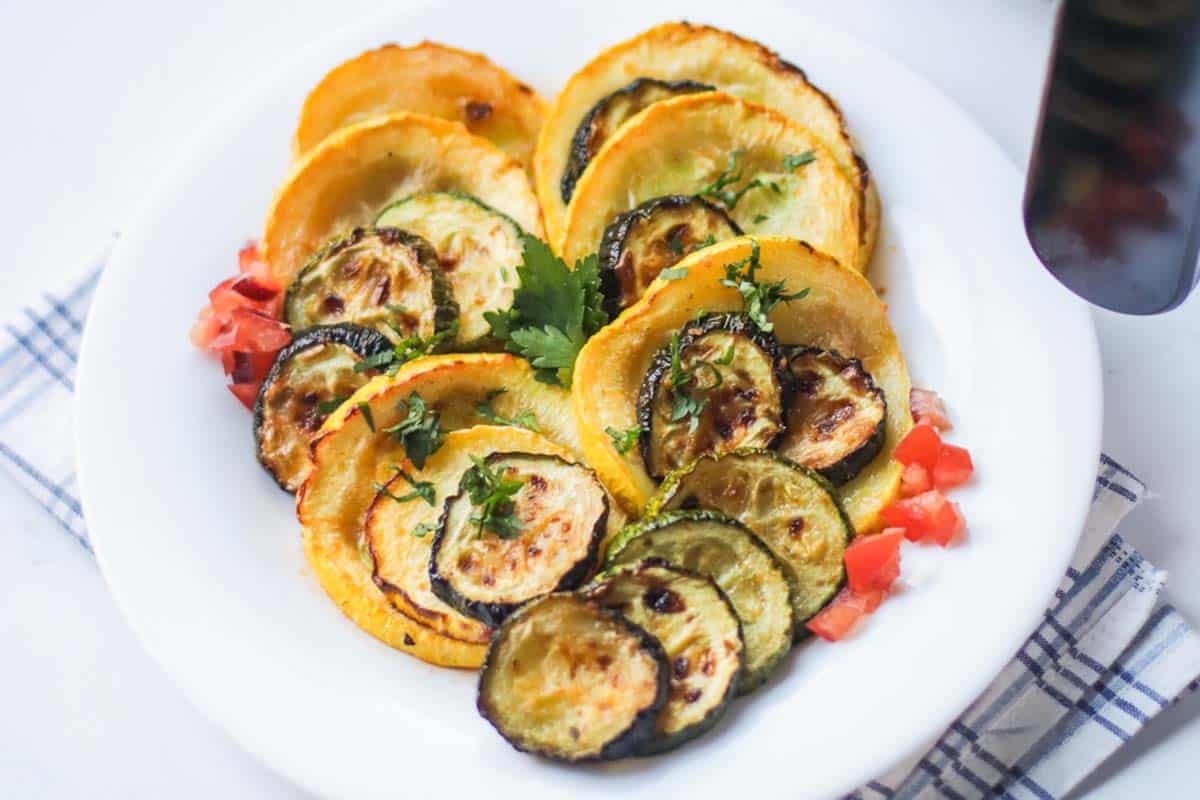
283, 226, 459, 344
604, 509, 794, 694
560, 77, 714, 204
777, 346, 887, 486
252, 323, 391, 493
476, 593, 670, 762
647, 448, 853, 634
584, 561, 744, 755
637, 312, 788, 480
429, 452, 608, 627
597, 194, 742, 317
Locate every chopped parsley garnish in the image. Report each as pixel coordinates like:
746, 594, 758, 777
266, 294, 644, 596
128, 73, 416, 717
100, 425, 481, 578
659, 266, 689, 281
381, 392, 444, 469
412, 522, 435, 538
605, 425, 642, 454
719, 240, 809, 332
484, 235, 608, 386
461, 456, 524, 539
666, 332, 719, 433
374, 465, 436, 507
358, 401, 375, 432
753, 214, 769, 224
476, 388, 539, 431
697, 150, 776, 211
353, 321, 460, 376
315, 395, 348, 416
782, 150, 816, 171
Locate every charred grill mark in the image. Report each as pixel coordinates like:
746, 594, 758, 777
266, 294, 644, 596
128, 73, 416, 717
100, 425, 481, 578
403, 633, 415, 646
376, 227, 406, 246
321, 295, 345, 315
684, 688, 703, 704
643, 585, 686, 614
816, 401, 856, 435
673, 655, 690, 680
788, 517, 807, 537
699, 650, 716, 676
464, 100, 493, 122
371, 276, 391, 306
794, 369, 823, 395
528, 474, 548, 494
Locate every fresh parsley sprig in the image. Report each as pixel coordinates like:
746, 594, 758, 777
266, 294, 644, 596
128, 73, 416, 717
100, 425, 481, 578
315, 395, 349, 416
476, 388, 539, 432
374, 465, 436, 507
484, 235, 608, 387
719, 240, 810, 332
697, 150, 780, 211
461, 456, 524, 539
381, 392, 444, 469
605, 425, 641, 454
353, 321, 460, 376
782, 150, 816, 171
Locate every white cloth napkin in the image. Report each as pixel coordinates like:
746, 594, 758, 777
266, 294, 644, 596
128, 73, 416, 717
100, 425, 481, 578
3, 260, 1199, 800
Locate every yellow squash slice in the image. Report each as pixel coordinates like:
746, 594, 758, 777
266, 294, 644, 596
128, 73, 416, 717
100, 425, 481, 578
262, 112, 542, 284
560, 92, 864, 274
535, 22, 877, 265
292, 42, 547, 171
298, 353, 602, 667
573, 237, 910, 533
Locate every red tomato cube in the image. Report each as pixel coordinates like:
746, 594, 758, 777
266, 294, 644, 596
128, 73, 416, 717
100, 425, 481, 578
900, 462, 932, 497
208, 278, 256, 315
845, 529, 904, 595
228, 382, 260, 410
881, 490, 965, 546
237, 242, 263, 273
893, 423, 942, 470
910, 388, 952, 431
807, 589, 873, 641
229, 308, 291, 352
189, 306, 223, 349
932, 444, 974, 490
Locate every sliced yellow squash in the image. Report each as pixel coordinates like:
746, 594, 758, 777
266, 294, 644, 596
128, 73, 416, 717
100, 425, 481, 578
298, 353, 598, 667
534, 22, 877, 265
262, 112, 542, 284
292, 42, 546, 171
560, 92, 863, 274
573, 237, 910, 533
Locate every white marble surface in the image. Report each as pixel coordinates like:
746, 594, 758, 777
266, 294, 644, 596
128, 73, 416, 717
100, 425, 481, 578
0, 1, 1196, 797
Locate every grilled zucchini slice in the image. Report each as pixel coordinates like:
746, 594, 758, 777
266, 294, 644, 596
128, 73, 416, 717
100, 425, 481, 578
534, 21, 877, 261
605, 510, 793, 693
637, 313, 786, 480
292, 42, 546, 171
253, 324, 391, 493
477, 593, 669, 762
574, 237, 911, 532
598, 195, 741, 315
583, 562, 743, 754
777, 347, 887, 486
647, 450, 851, 628
376, 192, 523, 346
298, 353, 593, 668
365, 426, 580, 645
561, 78, 713, 204
560, 92, 864, 272
262, 112, 543, 284
430, 452, 607, 626
284, 227, 457, 343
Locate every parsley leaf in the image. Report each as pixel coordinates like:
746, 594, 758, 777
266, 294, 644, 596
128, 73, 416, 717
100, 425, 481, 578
358, 401, 375, 432
719, 240, 810, 332
484, 235, 608, 386
315, 395, 348, 416
659, 266, 689, 281
476, 388, 539, 431
381, 392, 444, 469
697, 150, 776, 211
374, 465, 436, 507
461, 455, 524, 539
605, 425, 642, 454
412, 522, 435, 538
753, 214, 769, 224
353, 321, 460, 376
782, 150, 816, 171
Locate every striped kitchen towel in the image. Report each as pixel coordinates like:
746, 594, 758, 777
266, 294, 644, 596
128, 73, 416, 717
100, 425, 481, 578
3, 263, 1200, 800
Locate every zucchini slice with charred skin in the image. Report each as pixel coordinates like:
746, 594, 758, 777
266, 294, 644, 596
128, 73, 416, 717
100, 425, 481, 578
598, 195, 742, 315
376, 192, 523, 347
477, 593, 669, 762
583, 561, 743, 754
647, 450, 851, 629
777, 347, 887, 486
284, 227, 458, 343
605, 510, 794, 694
430, 452, 608, 627
561, 78, 714, 204
638, 313, 787, 480
253, 324, 391, 493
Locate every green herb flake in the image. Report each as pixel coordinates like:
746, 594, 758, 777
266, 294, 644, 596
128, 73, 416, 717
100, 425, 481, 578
412, 522, 435, 538
483, 235, 609, 386
461, 456, 525, 539
357, 401, 375, 432
475, 388, 540, 432
381, 392, 444, 469
605, 425, 642, 454
373, 465, 436, 507
696, 150, 776, 211
752, 214, 769, 224
659, 266, 689, 281
353, 321, 460, 376
782, 150, 816, 171
315, 395, 348, 416
719, 240, 810, 332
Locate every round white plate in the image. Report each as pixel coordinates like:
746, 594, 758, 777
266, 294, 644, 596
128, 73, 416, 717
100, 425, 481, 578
76, 2, 1101, 798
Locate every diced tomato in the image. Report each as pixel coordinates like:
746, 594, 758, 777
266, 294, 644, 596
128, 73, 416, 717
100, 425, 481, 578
881, 490, 965, 546
910, 388, 952, 431
845, 529, 904, 595
209, 277, 257, 315
900, 462, 932, 497
893, 423, 942, 470
189, 306, 224, 348
222, 350, 276, 383
228, 382, 260, 410
213, 307, 290, 352
238, 242, 263, 273
807, 589, 880, 641
932, 444, 974, 490
230, 274, 279, 303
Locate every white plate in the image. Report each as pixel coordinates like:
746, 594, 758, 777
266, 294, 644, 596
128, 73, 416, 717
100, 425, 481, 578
75, 2, 1101, 798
